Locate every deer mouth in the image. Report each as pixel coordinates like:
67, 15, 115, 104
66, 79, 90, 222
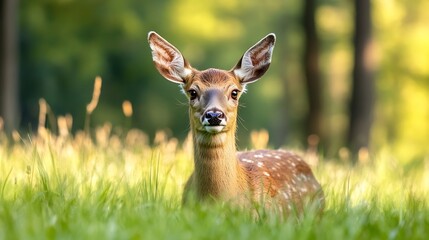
203, 125, 226, 133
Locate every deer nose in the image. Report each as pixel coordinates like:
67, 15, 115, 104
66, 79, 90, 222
203, 110, 225, 126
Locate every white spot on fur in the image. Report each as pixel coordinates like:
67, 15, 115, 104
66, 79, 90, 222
241, 158, 254, 163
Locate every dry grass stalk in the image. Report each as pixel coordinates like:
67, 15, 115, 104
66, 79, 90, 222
58, 116, 69, 137
38, 98, 48, 138
65, 114, 73, 131
86, 76, 102, 114
122, 100, 133, 117
358, 147, 370, 165
250, 129, 269, 149
0, 117, 3, 131
12, 130, 21, 142
154, 131, 168, 146
85, 76, 103, 134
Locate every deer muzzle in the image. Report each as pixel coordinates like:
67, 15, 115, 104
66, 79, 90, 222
201, 108, 226, 133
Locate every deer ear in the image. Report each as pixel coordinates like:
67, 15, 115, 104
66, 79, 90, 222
148, 31, 193, 84
232, 33, 276, 84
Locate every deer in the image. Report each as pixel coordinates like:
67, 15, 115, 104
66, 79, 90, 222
148, 31, 324, 215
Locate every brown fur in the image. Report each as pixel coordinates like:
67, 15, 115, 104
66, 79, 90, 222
148, 31, 325, 214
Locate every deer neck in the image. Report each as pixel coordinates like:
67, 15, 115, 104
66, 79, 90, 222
192, 126, 242, 200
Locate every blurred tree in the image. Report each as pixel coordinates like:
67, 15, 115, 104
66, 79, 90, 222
348, 0, 374, 157
0, 0, 20, 132
10, 0, 429, 161
19, 0, 154, 132
302, 0, 322, 146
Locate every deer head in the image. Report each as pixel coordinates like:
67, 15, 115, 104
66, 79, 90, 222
148, 32, 276, 136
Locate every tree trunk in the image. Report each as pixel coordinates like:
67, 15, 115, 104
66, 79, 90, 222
348, 0, 374, 158
0, 0, 19, 132
303, 0, 322, 145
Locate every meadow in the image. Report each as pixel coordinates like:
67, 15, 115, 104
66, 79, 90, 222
0, 124, 428, 239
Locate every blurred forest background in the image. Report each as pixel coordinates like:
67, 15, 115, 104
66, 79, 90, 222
1, 0, 428, 162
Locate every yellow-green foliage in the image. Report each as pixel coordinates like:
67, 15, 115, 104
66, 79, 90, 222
0, 126, 193, 204
1, 127, 428, 207
0, 128, 428, 239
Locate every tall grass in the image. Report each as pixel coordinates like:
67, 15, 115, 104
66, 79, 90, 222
0, 126, 428, 239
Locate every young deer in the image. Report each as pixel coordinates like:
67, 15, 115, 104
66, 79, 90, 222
148, 31, 324, 214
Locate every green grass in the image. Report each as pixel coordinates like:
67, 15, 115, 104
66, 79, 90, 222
0, 127, 428, 239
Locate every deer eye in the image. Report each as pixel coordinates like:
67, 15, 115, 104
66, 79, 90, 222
231, 90, 239, 100
188, 90, 198, 100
